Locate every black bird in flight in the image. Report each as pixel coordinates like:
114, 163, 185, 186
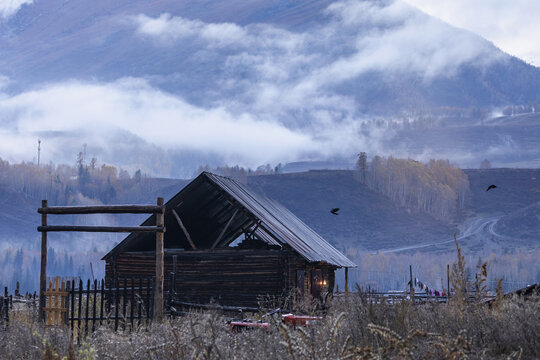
330, 208, 340, 215
486, 184, 497, 192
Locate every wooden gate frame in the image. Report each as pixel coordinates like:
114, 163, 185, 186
37, 198, 166, 322
44, 276, 68, 326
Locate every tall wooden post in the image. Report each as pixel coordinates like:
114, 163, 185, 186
447, 264, 450, 301
409, 265, 414, 303
344, 267, 349, 298
39, 200, 47, 322
154, 197, 164, 321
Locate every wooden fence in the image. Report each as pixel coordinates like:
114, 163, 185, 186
0, 294, 9, 328
41, 276, 154, 338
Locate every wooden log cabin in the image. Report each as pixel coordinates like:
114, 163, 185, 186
102, 172, 356, 308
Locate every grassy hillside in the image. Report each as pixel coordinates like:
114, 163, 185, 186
464, 168, 540, 215
247, 170, 456, 252
249, 168, 540, 254
1, 167, 539, 254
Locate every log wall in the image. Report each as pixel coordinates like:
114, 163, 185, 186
107, 249, 289, 307
105, 248, 337, 308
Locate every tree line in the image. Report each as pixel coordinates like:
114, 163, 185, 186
0, 247, 101, 293
0, 154, 152, 206
356, 154, 470, 222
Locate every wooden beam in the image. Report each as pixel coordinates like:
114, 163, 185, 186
37, 226, 164, 233
211, 209, 239, 249
251, 220, 261, 235
345, 267, 349, 299
155, 197, 165, 322
39, 200, 47, 322
38, 205, 164, 214
171, 209, 197, 250
409, 264, 414, 303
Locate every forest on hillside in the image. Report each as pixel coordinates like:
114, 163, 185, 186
0, 155, 154, 206
0, 156, 277, 292
355, 154, 470, 222
2, 155, 536, 294
0, 155, 279, 206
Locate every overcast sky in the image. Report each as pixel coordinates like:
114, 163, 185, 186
404, 0, 540, 66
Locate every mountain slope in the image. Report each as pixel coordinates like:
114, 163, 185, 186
247, 170, 457, 252
1, 168, 539, 254
1, 1, 540, 176
1, 0, 539, 111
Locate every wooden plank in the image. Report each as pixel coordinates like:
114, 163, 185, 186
122, 278, 127, 331
211, 209, 238, 249
171, 209, 196, 250
130, 277, 135, 330
70, 280, 75, 332
154, 197, 164, 322
345, 267, 349, 297
56, 278, 61, 325
38, 226, 165, 233
114, 280, 119, 331
38, 205, 164, 214
92, 279, 97, 333
145, 278, 151, 321
39, 200, 47, 322
99, 280, 104, 327
137, 277, 143, 326
77, 279, 82, 343
85, 279, 90, 336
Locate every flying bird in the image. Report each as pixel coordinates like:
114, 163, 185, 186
486, 185, 497, 192
330, 208, 340, 215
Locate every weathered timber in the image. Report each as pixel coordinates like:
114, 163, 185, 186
38, 205, 164, 214
105, 248, 336, 308
39, 200, 47, 322
38, 226, 165, 233
345, 267, 349, 296
170, 300, 259, 312
154, 197, 165, 322
211, 208, 239, 249
171, 209, 197, 250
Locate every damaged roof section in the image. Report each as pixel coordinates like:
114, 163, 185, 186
103, 172, 356, 268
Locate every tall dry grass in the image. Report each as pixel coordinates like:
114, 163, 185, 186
1, 239, 539, 359
0, 290, 538, 359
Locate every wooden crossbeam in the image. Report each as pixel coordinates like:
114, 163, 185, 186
171, 209, 197, 250
38, 205, 164, 214
37, 198, 167, 323
37, 226, 165, 233
211, 208, 239, 249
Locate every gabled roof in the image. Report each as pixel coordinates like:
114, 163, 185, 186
103, 172, 356, 268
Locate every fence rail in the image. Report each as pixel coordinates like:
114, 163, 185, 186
334, 290, 495, 304
36, 276, 155, 339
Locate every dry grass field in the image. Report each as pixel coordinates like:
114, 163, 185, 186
1, 291, 539, 360
1, 241, 538, 359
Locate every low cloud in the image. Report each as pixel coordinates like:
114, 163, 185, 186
133, 13, 248, 48
0, 0, 512, 175
130, 0, 500, 125
0, 79, 381, 173
133, 0, 499, 85
404, 0, 540, 66
0, 0, 32, 19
